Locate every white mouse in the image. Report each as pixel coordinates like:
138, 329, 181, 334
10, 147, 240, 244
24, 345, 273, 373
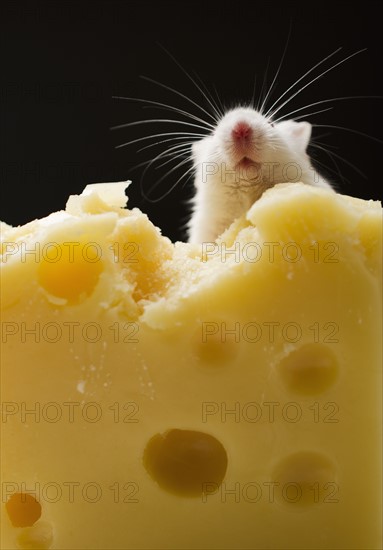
187, 107, 333, 243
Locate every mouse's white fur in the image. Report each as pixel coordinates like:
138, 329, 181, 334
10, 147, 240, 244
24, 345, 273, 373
187, 107, 333, 243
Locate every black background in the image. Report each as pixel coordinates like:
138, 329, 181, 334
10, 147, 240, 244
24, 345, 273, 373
1, 0, 382, 242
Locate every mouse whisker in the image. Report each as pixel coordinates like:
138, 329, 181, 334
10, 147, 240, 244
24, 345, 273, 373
211, 82, 226, 118
266, 48, 366, 120
141, 105, 215, 130
157, 44, 223, 121
310, 142, 367, 178
144, 147, 191, 166
142, 156, 194, 203
272, 95, 383, 123
116, 131, 206, 149
139, 143, 191, 201
113, 96, 215, 130
166, 163, 197, 197
310, 137, 339, 151
155, 146, 194, 169
256, 56, 271, 113
141, 75, 219, 124
309, 146, 351, 187
138, 135, 203, 153
192, 70, 225, 120
179, 165, 199, 191
250, 71, 258, 110
156, 151, 190, 171
143, 141, 192, 164
128, 143, 191, 172
259, 20, 292, 114
263, 47, 342, 117
285, 107, 334, 122
312, 124, 383, 145
129, 142, 192, 173
156, 149, 190, 165
111, 118, 211, 133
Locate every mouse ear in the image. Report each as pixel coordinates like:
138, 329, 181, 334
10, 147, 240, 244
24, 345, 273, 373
277, 121, 312, 152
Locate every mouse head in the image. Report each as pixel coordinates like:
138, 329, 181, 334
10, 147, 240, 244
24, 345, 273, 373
191, 107, 313, 186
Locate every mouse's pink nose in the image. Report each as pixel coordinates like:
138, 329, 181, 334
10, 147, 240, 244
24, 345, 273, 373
232, 121, 252, 141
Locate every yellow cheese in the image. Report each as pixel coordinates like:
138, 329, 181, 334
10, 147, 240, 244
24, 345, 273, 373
1, 181, 382, 549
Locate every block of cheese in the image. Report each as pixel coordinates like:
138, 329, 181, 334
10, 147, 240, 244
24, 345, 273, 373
1, 181, 382, 550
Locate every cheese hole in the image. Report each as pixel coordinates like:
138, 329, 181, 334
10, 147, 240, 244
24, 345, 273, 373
272, 451, 337, 508
5, 493, 42, 528
38, 241, 103, 303
17, 521, 53, 549
193, 325, 238, 367
143, 429, 228, 497
277, 343, 338, 394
